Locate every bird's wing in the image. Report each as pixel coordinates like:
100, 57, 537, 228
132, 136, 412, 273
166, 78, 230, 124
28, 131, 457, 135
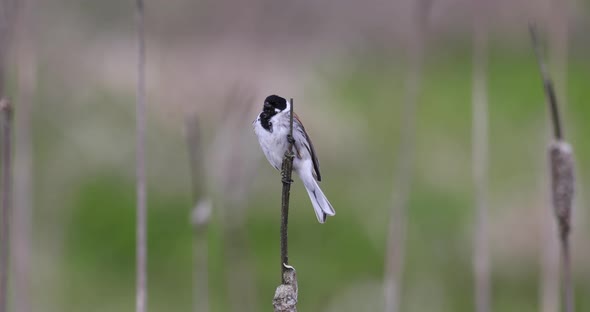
294, 113, 322, 181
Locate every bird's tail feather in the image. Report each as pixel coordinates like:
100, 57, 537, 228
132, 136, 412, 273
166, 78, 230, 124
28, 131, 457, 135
302, 176, 335, 223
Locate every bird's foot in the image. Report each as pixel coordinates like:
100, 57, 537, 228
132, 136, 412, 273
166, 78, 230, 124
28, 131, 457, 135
281, 172, 294, 184
287, 134, 295, 145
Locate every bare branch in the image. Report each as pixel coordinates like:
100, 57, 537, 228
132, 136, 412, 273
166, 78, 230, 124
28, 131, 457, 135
0, 98, 13, 312
135, 0, 147, 312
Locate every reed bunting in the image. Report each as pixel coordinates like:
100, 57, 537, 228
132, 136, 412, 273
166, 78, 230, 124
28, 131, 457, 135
253, 95, 335, 223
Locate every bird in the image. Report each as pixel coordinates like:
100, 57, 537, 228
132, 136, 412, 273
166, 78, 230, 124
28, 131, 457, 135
253, 94, 335, 223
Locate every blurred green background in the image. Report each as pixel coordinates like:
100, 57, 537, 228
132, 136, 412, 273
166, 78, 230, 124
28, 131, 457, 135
1, 0, 589, 311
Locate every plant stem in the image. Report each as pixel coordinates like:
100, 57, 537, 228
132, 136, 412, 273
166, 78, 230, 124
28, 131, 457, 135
384, 1, 429, 311
530, 24, 575, 312
472, 10, 490, 312
185, 115, 211, 312
529, 26, 563, 140
135, 0, 147, 312
0, 98, 13, 312
561, 232, 573, 312
280, 98, 295, 282
12, 1, 36, 310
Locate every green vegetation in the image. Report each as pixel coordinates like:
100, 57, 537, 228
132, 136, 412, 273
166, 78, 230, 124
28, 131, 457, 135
29, 49, 590, 311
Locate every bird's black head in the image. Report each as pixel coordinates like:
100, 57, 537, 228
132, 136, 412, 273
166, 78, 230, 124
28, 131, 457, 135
259, 95, 287, 132
263, 95, 287, 113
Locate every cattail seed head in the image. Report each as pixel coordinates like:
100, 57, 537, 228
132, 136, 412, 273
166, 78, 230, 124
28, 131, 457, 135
549, 141, 575, 237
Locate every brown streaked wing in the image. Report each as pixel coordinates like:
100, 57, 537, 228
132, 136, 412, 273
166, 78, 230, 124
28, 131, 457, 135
294, 113, 322, 181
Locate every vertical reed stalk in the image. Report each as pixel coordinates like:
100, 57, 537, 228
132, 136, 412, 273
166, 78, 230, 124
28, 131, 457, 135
383, 1, 430, 311
273, 98, 297, 312
472, 2, 491, 311
135, 1, 147, 311
530, 25, 576, 312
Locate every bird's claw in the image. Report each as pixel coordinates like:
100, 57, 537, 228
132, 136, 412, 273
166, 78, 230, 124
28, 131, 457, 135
281, 174, 294, 184
287, 134, 295, 144
281, 172, 294, 184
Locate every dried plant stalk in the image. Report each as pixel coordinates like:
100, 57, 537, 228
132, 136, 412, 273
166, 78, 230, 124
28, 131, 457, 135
0, 2, 17, 309
530, 25, 576, 312
185, 115, 211, 312
280, 98, 295, 280
384, 1, 430, 311
11, 0, 36, 310
273, 98, 297, 311
0, 98, 13, 312
135, 0, 147, 311
472, 2, 491, 312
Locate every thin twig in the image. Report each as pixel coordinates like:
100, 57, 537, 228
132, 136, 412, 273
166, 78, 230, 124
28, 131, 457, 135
185, 115, 211, 312
274, 98, 297, 311
529, 26, 563, 140
384, 1, 430, 311
540, 195, 560, 312
217, 89, 260, 312
12, 1, 36, 311
0, 2, 16, 310
0, 98, 13, 312
190, 198, 210, 312
472, 2, 491, 312
0, 0, 18, 97
280, 98, 295, 282
530, 24, 576, 312
135, 0, 147, 312
561, 230, 573, 312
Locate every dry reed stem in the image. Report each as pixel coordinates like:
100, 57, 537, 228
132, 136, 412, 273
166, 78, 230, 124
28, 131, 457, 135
273, 98, 296, 311
530, 25, 576, 312
0, 98, 12, 312
207, 87, 259, 312
280, 97, 295, 281
135, 0, 147, 311
383, 1, 430, 311
185, 115, 211, 312
0, 2, 16, 309
11, 1, 36, 310
472, 2, 491, 312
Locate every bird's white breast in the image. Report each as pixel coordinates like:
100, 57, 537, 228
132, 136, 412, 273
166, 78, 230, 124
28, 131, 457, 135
253, 112, 291, 170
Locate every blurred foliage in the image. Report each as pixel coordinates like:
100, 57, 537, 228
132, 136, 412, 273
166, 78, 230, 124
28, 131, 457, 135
16, 43, 590, 311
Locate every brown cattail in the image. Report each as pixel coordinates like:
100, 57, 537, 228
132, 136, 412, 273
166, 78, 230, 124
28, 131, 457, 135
548, 141, 574, 239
